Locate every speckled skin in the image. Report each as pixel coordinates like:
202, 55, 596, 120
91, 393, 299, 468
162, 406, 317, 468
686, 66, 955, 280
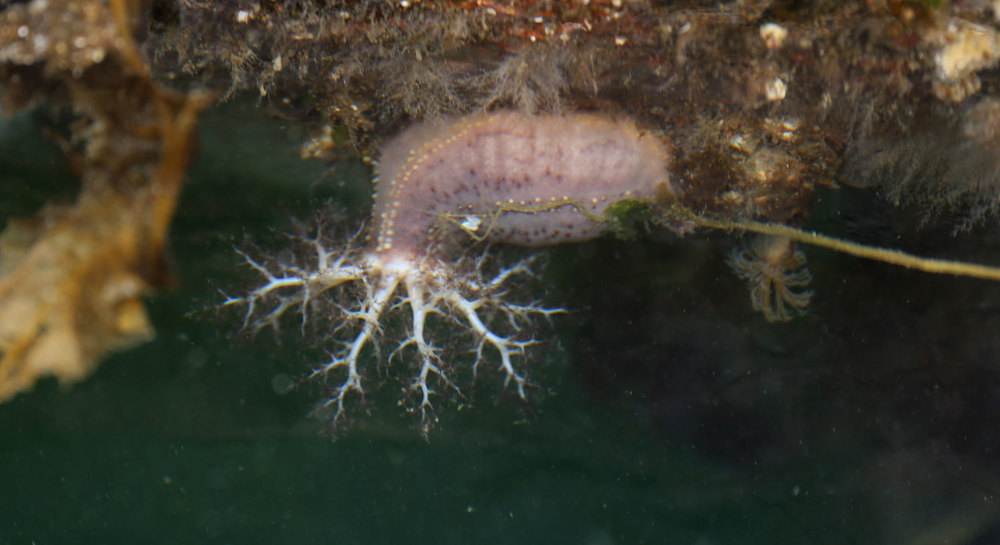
372, 111, 674, 259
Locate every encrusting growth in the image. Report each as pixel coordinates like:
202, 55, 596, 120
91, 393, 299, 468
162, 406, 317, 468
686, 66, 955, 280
226, 111, 674, 432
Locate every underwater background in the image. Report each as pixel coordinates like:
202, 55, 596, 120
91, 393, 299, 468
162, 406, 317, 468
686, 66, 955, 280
2, 97, 1000, 545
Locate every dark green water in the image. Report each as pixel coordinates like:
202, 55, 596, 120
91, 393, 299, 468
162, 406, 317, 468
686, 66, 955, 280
2, 100, 998, 545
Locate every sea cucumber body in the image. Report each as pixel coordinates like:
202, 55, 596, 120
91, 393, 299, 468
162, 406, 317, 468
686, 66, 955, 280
372, 111, 674, 258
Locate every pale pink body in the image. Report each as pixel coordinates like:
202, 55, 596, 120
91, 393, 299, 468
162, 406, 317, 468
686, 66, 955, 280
372, 111, 674, 259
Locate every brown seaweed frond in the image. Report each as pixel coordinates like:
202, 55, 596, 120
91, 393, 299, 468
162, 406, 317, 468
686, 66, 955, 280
726, 235, 813, 322
0, 0, 212, 402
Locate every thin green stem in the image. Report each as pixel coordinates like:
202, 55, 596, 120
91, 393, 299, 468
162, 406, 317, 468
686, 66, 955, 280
668, 204, 1000, 282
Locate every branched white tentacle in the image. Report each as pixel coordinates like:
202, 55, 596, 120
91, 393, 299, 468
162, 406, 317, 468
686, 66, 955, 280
449, 290, 532, 400
313, 272, 400, 427
225, 229, 561, 433
401, 277, 460, 431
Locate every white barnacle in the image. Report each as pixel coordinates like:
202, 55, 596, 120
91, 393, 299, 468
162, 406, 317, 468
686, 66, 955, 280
759, 22, 788, 50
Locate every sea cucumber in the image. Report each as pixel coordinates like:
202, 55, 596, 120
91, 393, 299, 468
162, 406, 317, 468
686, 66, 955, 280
227, 111, 675, 433
372, 111, 674, 260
